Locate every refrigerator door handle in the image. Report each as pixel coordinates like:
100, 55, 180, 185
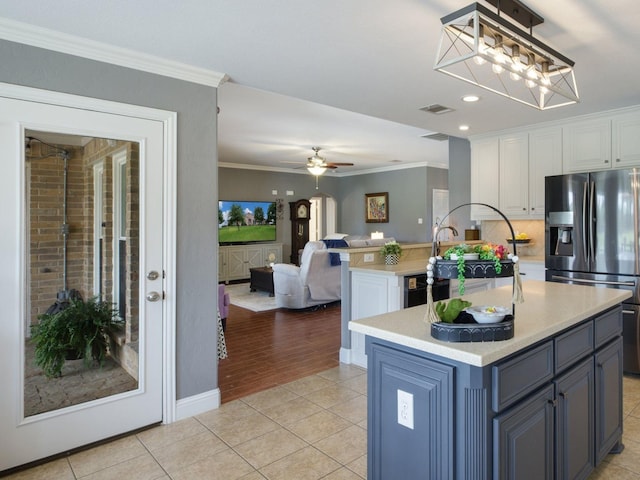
582, 182, 589, 263
551, 274, 636, 287
589, 180, 596, 262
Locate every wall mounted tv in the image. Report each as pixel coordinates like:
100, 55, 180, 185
218, 200, 277, 245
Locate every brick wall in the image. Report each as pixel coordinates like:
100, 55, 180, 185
28, 138, 140, 350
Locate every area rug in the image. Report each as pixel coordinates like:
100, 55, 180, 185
224, 282, 278, 312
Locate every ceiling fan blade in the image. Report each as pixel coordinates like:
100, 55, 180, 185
327, 162, 354, 167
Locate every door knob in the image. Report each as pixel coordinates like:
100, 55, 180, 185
147, 270, 160, 280
146, 291, 161, 302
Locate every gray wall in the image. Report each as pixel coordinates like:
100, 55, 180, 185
220, 164, 451, 247
0, 39, 219, 400
447, 137, 473, 237
337, 166, 448, 243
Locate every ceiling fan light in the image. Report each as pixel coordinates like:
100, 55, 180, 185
307, 165, 327, 176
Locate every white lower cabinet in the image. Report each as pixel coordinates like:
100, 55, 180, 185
495, 261, 545, 288
350, 271, 403, 367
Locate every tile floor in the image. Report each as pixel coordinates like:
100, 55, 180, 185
7, 367, 640, 479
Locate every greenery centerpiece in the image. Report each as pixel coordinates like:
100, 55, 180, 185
30, 296, 123, 378
443, 243, 507, 295
380, 240, 403, 265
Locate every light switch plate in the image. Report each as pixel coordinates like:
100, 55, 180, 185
397, 389, 414, 430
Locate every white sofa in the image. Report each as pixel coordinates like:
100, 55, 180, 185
272, 241, 341, 309
342, 234, 395, 248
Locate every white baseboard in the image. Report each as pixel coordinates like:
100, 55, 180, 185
340, 347, 352, 364
340, 347, 367, 369
175, 388, 220, 420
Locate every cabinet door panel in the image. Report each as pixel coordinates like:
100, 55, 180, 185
555, 358, 594, 480
499, 133, 529, 217
471, 138, 500, 220
613, 111, 640, 167
529, 127, 562, 216
595, 337, 623, 464
245, 246, 265, 270
493, 384, 555, 480
563, 119, 611, 172
227, 247, 247, 279
369, 343, 454, 480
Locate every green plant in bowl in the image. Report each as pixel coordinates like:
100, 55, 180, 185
379, 241, 402, 257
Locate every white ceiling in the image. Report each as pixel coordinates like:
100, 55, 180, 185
1, 0, 639, 173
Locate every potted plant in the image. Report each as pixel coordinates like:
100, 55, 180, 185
443, 243, 507, 295
380, 241, 403, 265
30, 296, 122, 378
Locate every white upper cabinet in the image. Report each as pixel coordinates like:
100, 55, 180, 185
528, 127, 562, 216
612, 110, 640, 167
563, 118, 612, 172
471, 106, 640, 221
470, 137, 500, 220
563, 109, 640, 172
499, 133, 529, 218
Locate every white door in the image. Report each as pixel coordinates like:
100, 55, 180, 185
0, 91, 167, 471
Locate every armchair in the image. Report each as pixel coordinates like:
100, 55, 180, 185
272, 241, 341, 309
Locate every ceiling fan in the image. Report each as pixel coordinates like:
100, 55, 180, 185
305, 147, 354, 176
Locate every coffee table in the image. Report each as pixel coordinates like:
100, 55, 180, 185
249, 267, 274, 296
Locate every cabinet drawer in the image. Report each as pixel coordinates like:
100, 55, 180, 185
594, 306, 623, 349
555, 321, 594, 373
493, 341, 554, 412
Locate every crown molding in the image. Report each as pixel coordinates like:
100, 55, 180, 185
0, 17, 228, 87
218, 160, 448, 176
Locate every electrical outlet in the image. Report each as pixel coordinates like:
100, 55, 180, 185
397, 389, 414, 430
364, 253, 374, 262
418, 218, 423, 224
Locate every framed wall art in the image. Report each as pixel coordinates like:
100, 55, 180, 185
365, 192, 389, 223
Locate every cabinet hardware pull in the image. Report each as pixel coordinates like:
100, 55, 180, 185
548, 399, 557, 407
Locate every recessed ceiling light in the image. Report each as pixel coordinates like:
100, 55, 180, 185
462, 95, 480, 103
459, 125, 470, 131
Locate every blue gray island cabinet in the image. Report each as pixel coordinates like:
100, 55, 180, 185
349, 281, 632, 480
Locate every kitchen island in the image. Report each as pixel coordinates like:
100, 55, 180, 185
350, 281, 631, 480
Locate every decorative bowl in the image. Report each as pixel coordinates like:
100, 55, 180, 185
466, 306, 510, 324
450, 253, 479, 260
506, 238, 531, 244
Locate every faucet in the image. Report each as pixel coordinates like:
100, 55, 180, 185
437, 225, 459, 238
433, 224, 459, 255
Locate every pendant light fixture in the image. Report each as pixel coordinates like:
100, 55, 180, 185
434, 0, 579, 110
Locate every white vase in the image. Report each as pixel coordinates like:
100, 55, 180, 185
385, 254, 399, 265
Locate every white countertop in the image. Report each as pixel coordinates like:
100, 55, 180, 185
349, 255, 544, 277
350, 259, 431, 276
349, 280, 631, 367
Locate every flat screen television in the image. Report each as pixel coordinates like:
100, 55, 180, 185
218, 200, 277, 245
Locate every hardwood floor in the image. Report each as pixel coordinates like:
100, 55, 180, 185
218, 301, 342, 403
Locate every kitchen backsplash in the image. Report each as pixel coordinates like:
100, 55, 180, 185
479, 220, 544, 257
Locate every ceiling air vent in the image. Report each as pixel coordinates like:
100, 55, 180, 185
419, 104, 454, 114
422, 133, 449, 141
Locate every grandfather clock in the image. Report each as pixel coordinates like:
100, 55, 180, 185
290, 199, 311, 265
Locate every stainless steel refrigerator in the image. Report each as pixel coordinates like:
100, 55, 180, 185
545, 168, 640, 374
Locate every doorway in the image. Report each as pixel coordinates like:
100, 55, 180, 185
0, 85, 176, 472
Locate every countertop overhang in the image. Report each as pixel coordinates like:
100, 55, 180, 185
349, 280, 632, 367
